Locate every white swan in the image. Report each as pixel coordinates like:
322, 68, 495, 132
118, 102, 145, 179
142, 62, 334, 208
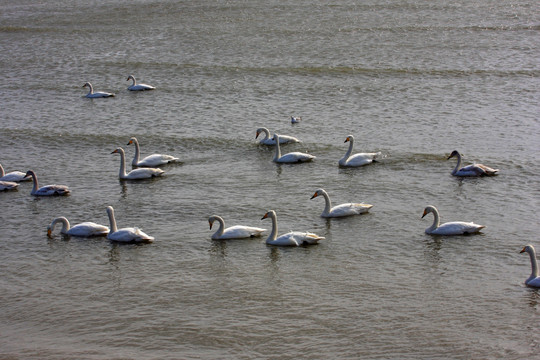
310, 188, 373, 218
291, 116, 301, 124
272, 134, 315, 163
106, 206, 154, 243
0, 164, 31, 182
520, 244, 540, 288
127, 137, 179, 167
82, 82, 114, 98
127, 75, 155, 91
422, 205, 485, 235
23, 170, 70, 196
448, 150, 498, 177
208, 215, 266, 240
0, 180, 18, 191
261, 210, 324, 246
111, 148, 164, 180
47, 216, 109, 237
256, 127, 300, 145
339, 135, 381, 167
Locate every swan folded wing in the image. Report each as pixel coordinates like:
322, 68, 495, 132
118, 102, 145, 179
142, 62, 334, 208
456, 164, 498, 177
277, 152, 315, 163
128, 84, 155, 91
0, 181, 18, 190
126, 168, 164, 179
137, 154, 179, 167
269, 231, 324, 246
0, 171, 30, 182
430, 221, 485, 235
108, 227, 154, 243
341, 152, 380, 167
34, 185, 70, 196
328, 203, 373, 217
218, 225, 267, 239
87, 92, 114, 98
68, 222, 110, 237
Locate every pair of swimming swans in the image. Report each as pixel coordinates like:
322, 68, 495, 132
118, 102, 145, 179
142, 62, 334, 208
23, 170, 70, 196
256, 127, 300, 145
448, 150, 498, 177
208, 215, 266, 240
422, 205, 485, 235
311, 188, 372, 218
83, 76, 155, 98
520, 244, 540, 288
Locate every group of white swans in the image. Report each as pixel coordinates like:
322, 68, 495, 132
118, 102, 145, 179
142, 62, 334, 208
82, 75, 155, 98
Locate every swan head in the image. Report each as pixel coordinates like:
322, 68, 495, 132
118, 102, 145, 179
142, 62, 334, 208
111, 148, 124, 155
127, 75, 135, 81
344, 135, 354, 143
520, 244, 535, 254
127, 137, 137, 146
311, 189, 324, 200
46, 227, 53, 238
23, 170, 34, 179
422, 205, 437, 219
272, 133, 280, 141
447, 150, 460, 160
82, 82, 91, 88
261, 210, 275, 220
208, 216, 216, 229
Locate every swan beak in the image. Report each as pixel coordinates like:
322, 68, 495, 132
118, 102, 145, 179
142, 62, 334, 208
47, 228, 52, 238
310, 193, 318, 199
261, 213, 269, 220
520, 247, 526, 253
255, 131, 260, 139
208, 220, 213, 230
421, 210, 428, 218
111, 149, 118, 154
127, 140, 133, 145
344, 137, 350, 143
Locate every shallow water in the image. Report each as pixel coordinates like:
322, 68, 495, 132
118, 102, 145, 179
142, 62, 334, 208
1, 0, 539, 359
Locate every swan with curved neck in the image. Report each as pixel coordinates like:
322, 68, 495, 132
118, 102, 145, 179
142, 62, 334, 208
82, 82, 114, 98
255, 127, 300, 145
111, 148, 164, 179
447, 150, 498, 177
273, 134, 315, 163
23, 170, 70, 196
127, 137, 178, 167
421, 205, 485, 235
0, 164, 31, 182
0, 180, 18, 191
261, 210, 324, 246
106, 206, 154, 243
520, 244, 540, 288
208, 215, 266, 240
47, 216, 109, 237
310, 188, 373, 218
127, 75, 155, 91
339, 135, 380, 167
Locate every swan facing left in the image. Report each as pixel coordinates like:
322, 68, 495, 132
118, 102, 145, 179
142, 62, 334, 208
520, 244, 540, 288
23, 170, 70, 196
127, 137, 178, 167
127, 75, 155, 91
339, 135, 380, 167
422, 205, 485, 235
47, 216, 109, 238
310, 188, 373, 218
272, 133, 315, 163
82, 82, 115, 98
106, 206, 154, 243
208, 215, 266, 240
261, 210, 324, 246
448, 150, 498, 177
255, 127, 300, 145
111, 148, 165, 180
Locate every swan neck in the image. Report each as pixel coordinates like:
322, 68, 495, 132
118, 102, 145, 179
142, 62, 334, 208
528, 248, 539, 279
262, 128, 270, 140
107, 208, 118, 233
266, 212, 278, 242
132, 140, 140, 165
214, 217, 225, 236
341, 138, 354, 162
54, 217, 70, 233
30, 172, 39, 194
274, 137, 281, 161
430, 208, 440, 231
130, 76, 136, 86
117, 149, 127, 178
0, 164, 4, 177
87, 83, 93, 95
321, 191, 332, 216
452, 153, 462, 175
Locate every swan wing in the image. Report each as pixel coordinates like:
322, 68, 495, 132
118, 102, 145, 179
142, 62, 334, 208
108, 227, 154, 243
260, 135, 300, 145
0, 181, 18, 191
327, 203, 373, 218
34, 185, 70, 196
67, 222, 110, 237
86, 92, 114, 98
276, 152, 315, 163
526, 277, 540, 288
429, 221, 485, 235
124, 168, 164, 179
216, 225, 267, 240
341, 152, 380, 167
0, 171, 31, 182
128, 83, 155, 91
137, 154, 179, 167
268, 231, 324, 246
455, 164, 498, 177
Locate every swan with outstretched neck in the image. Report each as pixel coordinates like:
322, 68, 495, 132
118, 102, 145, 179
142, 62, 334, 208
127, 137, 178, 167
447, 150, 498, 177
47, 216, 109, 237
520, 244, 540, 288
106, 206, 154, 243
339, 135, 380, 167
261, 210, 324, 246
127, 75, 155, 91
0, 163, 30, 182
256, 127, 300, 145
310, 188, 373, 218
208, 215, 266, 240
23, 170, 70, 196
111, 147, 164, 179
82, 82, 114, 98
272, 134, 315, 163
422, 205, 485, 235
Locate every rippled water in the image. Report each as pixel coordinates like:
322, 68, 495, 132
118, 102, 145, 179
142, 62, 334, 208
1, 0, 539, 359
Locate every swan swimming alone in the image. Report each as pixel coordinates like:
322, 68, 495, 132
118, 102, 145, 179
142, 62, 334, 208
272, 133, 315, 163
447, 150, 498, 177
339, 135, 380, 167
106, 206, 154, 243
421, 205, 485, 235
0, 164, 31, 182
520, 244, 540, 288
310, 188, 373, 218
111, 148, 165, 180
0, 180, 18, 191
23, 170, 70, 196
82, 82, 115, 98
47, 216, 109, 237
256, 127, 300, 145
127, 75, 155, 91
261, 210, 324, 246
208, 215, 266, 240
127, 137, 179, 167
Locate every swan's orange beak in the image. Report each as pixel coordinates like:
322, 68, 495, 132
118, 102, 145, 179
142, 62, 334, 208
255, 131, 260, 139
47, 228, 52, 237
344, 137, 350, 143
520, 247, 526, 253
310, 192, 318, 199
421, 210, 428, 218
127, 140, 133, 145
111, 149, 118, 154
208, 220, 213, 230
261, 212, 269, 220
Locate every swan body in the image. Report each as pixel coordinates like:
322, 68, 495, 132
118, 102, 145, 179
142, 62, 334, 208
0, 180, 18, 191
339, 135, 380, 167
291, 116, 301, 124
47, 216, 109, 237
261, 210, 324, 246
208, 215, 266, 240
111, 148, 164, 180
82, 82, 114, 98
520, 244, 540, 288
256, 127, 300, 145
310, 188, 372, 218
0, 164, 31, 182
127, 137, 178, 167
127, 75, 155, 91
448, 150, 498, 177
422, 205, 485, 235
272, 134, 315, 163
24, 170, 70, 196
106, 206, 154, 243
